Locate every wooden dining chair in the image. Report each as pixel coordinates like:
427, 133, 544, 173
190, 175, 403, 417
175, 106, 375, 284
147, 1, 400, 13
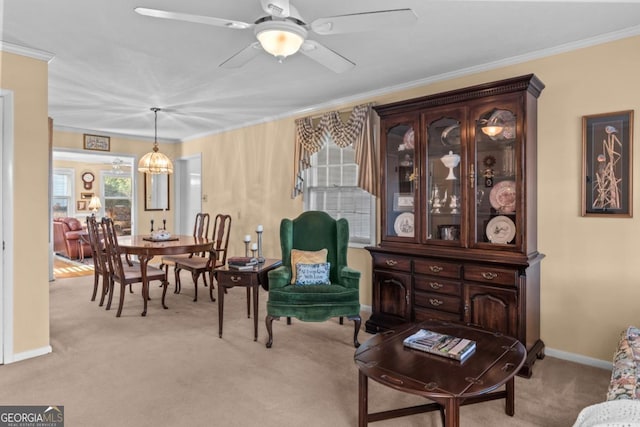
159, 212, 210, 290
86, 215, 110, 306
87, 216, 138, 306
174, 213, 231, 302
101, 217, 169, 317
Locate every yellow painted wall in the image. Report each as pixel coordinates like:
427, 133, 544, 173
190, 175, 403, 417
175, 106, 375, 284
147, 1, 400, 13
1, 51, 50, 354
178, 35, 640, 362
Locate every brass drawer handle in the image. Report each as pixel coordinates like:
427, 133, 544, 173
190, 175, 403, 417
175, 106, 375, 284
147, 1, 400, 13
230, 276, 242, 283
429, 298, 443, 307
429, 266, 443, 273
385, 259, 398, 266
429, 282, 444, 290
481, 272, 498, 280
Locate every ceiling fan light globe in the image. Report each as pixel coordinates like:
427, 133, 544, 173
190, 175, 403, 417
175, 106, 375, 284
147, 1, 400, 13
255, 20, 306, 58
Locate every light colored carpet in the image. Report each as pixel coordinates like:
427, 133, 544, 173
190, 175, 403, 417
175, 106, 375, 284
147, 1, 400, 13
1, 274, 611, 426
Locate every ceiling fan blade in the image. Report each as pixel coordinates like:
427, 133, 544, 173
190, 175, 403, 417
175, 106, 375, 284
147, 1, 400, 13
311, 9, 417, 35
300, 40, 355, 74
134, 7, 252, 30
219, 42, 263, 68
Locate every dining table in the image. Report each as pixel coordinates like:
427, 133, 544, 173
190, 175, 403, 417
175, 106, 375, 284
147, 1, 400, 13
117, 234, 214, 316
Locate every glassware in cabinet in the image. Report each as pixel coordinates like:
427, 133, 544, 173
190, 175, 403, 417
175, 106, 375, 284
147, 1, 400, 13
383, 121, 418, 240
424, 111, 465, 244
472, 103, 519, 247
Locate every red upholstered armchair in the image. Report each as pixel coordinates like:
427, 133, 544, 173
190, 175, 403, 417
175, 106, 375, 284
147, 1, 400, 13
53, 217, 91, 260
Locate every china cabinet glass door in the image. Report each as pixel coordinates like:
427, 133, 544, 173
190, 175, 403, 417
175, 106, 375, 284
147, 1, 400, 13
471, 99, 520, 249
423, 108, 466, 245
384, 119, 418, 241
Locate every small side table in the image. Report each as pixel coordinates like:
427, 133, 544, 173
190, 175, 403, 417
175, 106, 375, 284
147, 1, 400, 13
77, 231, 90, 262
355, 320, 526, 427
214, 258, 282, 341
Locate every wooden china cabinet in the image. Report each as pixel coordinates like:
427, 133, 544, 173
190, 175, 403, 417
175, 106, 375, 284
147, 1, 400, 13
366, 75, 545, 377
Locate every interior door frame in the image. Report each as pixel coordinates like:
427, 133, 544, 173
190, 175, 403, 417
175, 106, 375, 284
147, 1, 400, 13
175, 154, 202, 235
1, 90, 16, 364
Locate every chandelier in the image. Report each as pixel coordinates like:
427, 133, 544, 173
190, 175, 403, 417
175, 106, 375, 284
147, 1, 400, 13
138, 107, 174, 174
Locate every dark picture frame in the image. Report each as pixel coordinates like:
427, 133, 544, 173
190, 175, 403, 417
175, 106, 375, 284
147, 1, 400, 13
581, 110, 634, 217
77, 200, 87, 211
80, 192, 94, 200
83, 134, 110, 151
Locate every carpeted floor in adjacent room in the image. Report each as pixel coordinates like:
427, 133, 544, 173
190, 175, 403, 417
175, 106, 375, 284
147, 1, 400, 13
1, 273, 611, 426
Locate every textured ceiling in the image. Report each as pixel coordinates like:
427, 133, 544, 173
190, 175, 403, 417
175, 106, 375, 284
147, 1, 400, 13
3, 0, 640, 142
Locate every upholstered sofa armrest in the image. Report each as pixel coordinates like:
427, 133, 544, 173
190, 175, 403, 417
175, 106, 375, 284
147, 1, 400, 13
339, 266, 361, 289
268, 266, 292, 291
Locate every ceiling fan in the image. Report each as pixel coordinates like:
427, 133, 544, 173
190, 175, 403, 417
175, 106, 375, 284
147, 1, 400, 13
135, 0, 417, 73
97, 158, 133, 173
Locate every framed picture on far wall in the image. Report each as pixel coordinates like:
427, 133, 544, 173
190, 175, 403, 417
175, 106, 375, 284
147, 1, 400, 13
77, 200, 87, 211
83, 134, 110, 151
581, 110, 634, 217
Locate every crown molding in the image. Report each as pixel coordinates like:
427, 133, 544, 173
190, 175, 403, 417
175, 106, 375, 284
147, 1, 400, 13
186, 25, 640, 141
0, 40, 55, 63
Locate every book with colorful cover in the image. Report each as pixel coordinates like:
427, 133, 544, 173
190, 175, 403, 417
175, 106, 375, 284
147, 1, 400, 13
403, 329, 476, 362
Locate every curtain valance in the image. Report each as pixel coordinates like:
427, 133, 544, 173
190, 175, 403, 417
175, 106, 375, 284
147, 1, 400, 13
292, 104, 379, 198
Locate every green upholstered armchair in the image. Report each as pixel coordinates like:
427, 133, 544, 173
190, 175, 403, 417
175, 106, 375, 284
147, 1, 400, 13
265, 211, 361, 348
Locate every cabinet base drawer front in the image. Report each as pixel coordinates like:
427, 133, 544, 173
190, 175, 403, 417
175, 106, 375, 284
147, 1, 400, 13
414, 276, 461, 296
414, 259, 461, 279
414, 307, 461, 322
463, 265, 518, 286
372, 253, 411, 271
415, 291, 461, 314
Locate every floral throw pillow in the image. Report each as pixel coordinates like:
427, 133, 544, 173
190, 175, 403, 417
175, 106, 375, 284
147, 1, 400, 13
295, 262, 331, 286
290, 248, 328, 284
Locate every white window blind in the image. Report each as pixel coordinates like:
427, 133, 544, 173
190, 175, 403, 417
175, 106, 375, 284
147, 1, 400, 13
52, 168, 73, 218
304, 142, 375, 246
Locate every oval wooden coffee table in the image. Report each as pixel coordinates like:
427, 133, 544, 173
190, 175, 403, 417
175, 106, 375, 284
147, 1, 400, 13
354, 320, 526, 427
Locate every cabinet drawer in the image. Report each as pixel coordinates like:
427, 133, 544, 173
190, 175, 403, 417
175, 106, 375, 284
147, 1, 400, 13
372, 253, 411, 272
463, 265, 518, 286
414, 307, 461, 323
414, 276, 461, 296
415, 291, 461, 314
414, 259, 461, 279
217, 271, 256, 287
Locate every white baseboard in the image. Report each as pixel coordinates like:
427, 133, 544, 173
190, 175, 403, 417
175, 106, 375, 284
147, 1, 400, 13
545, 347, 612, 371
9, 345, 53, 364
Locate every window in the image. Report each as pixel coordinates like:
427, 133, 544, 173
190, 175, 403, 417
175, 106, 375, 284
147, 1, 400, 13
102, 171, 133, 235
304, 142, 375, 246
52, 168, 73, 218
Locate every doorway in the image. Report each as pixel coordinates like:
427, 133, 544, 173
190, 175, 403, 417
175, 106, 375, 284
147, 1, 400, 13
175, 154, 202, 235
51, 151, 135, 230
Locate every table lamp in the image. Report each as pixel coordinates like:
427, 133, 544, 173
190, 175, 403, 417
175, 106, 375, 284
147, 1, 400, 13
88, 195, 102, 216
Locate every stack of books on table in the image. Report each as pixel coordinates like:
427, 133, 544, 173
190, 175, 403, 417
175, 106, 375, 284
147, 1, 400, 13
227, 257, 258, 271
403, 329, 476, 362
